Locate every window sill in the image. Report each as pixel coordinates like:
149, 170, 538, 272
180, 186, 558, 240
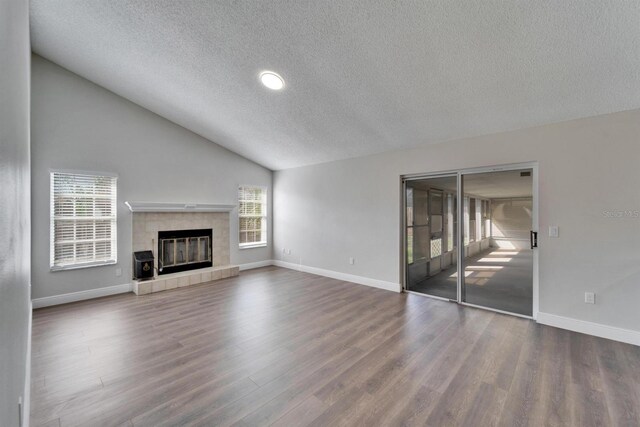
239, 243, 267, 250
50, 259, 117, 272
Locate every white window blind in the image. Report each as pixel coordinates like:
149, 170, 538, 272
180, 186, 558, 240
238, 186, 267, 248
50, 171, 117, 270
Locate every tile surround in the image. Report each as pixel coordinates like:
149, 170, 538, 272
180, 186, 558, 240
178, 276, 190, 288
165, 278, 178, 290
131, 211, 237, 296
132, 212, 231, 272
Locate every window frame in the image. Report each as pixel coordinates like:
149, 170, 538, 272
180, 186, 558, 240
50, 169, 118, 271
238, 185, 268, 249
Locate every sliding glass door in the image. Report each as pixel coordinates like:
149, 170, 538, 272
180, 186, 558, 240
405, 175, 458, 300
460, 169, 534, 316
404, 166, 535, 317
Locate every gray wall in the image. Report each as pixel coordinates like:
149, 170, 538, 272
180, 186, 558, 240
0, 0, 31, 424
274, 109, 640, 332
31, 56, 273, 300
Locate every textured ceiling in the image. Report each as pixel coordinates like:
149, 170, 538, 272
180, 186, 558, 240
30, 1, 640, 170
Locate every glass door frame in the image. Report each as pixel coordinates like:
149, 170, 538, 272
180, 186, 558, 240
401, 161, 539, 319
402, 172, 459, 302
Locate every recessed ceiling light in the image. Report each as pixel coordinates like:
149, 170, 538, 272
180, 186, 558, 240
259, 71, 285, 90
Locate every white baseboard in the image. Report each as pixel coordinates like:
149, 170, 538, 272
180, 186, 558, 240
32, 283, 133, 309
23, 298, 32, 427
537, 312, 640, 346
273, 260, 401, 293
239, 260, 274, 271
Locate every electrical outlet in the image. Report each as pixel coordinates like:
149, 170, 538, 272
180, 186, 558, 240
115, 268, 122, 277
286, 249, 291, 255
548, 226, 559, 238
585, 292, 595, 304
349, 257, 355, 265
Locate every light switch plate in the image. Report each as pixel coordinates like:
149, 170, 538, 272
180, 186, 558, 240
548, 226, 559, 238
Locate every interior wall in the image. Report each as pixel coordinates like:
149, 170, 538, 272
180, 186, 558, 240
0, 0, 31, 424
274, 109, 640, 333
490, 198, 533, 250
31, 55, 273, 300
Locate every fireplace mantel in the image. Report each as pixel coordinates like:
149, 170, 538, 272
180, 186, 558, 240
124, 201, 235, 213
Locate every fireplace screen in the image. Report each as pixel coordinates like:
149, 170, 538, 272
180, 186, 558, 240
158, 229, 212, 275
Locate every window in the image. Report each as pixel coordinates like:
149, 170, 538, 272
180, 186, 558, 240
469, 198, 476, 242
50, 171, 117, 270
429, 190, 443, 259
406, 187, 414, 264
481, 200, 490, 239
463, 197, 470, 246
238, 185, 267, 248
447, 193, 455, 252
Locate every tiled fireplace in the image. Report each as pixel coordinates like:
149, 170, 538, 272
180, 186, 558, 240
133, 212, 230, 271
130, 209, 238, 295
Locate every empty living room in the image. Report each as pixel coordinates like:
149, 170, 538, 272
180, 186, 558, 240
2, 1, 640, 426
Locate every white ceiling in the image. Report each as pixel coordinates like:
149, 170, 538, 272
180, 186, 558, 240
30, 1, 640, 170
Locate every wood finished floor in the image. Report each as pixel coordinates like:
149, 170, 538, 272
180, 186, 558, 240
31, 267, 640, 427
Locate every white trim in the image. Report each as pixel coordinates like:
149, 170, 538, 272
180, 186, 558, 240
403, 161, 538, 180
32, 283, 133, 308
23, 299, 32, 427
531, 163, 539, 319
50, 259, 117, 272
273, 260, 401, 293
239, 260, 274, 271
239, 242, 268, 250
537, 312, 640, 347
124, 201, 235, 213
457, 172, 463, 301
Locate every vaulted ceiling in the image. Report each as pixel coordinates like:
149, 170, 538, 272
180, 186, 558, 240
30, 1, 640, 170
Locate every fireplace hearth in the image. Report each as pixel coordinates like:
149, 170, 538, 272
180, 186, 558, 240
158, 228, 212, 275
